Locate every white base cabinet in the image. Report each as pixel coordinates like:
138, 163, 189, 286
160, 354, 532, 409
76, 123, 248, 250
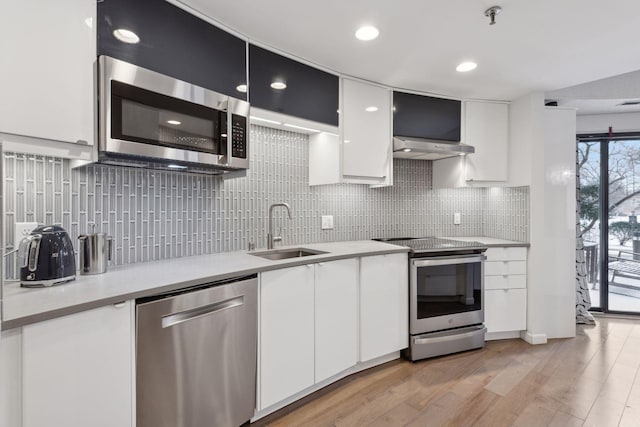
21, 302, 134, 427
0, 0, 95, 145
259, 259, 359, 410
359, 253, 408, 362
258, 254, 407, 412
259, 265, 316, 409
484, 247, 528, 335
315, 259, 358, 383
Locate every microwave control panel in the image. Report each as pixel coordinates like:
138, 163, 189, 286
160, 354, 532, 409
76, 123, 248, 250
231, 114, 247, 159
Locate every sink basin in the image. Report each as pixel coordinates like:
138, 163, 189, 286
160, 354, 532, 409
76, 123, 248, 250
250, 248, 327, 261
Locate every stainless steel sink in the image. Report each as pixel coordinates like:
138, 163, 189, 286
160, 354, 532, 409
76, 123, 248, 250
249, 248, 327, 261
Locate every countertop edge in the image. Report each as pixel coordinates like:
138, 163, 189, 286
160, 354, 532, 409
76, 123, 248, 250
2, 244, 409, 330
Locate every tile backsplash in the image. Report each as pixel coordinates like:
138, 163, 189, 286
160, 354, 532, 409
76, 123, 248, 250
3, 125, 529, 273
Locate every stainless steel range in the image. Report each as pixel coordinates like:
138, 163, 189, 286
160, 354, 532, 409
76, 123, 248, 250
375, 237, 488, 361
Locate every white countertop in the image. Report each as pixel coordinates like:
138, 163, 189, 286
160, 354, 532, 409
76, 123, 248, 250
2, 240, 408, 330
443, 236, 530, 247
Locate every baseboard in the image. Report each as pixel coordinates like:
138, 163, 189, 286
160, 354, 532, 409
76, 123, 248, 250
520, 330, 547, 345
486, 331, 522, 341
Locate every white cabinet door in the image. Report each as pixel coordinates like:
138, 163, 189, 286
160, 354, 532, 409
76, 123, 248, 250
464, 101, 509, 182
22, 302, 133, 427
315, 258, 358, 383
485, 260, 527, 276
1, 329, 22, 427
341, 78, 392, 183
360, 253, 408, 362
0, 0, 95, 144
260, 265, 315, 409
485, 289, 527, 333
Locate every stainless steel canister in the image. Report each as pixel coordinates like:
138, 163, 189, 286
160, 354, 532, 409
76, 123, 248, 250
78, 224, 113, 275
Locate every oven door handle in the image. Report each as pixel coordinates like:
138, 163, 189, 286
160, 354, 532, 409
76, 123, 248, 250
413, 326, 487, 345
412, 254, 486, 268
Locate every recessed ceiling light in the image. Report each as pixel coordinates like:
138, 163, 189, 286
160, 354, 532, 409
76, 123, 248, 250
167, 164, 188, 169
271, 81, 287, 90
403, 148, 412, 152
113, 28, 140, 44
236, 84, 247, 93
167, 120, 181, 125
355, 25, 379, 41
456, 62, 477, 72
365, 106, 378, 112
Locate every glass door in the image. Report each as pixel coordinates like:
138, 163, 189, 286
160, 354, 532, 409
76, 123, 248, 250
578, 134, 640, 314
607, 139, 640, 312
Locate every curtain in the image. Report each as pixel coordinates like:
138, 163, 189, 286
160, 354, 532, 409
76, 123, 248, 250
576, 146, 596, 324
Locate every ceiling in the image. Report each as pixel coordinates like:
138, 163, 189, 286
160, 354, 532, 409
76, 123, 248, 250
175, 0, 640, 102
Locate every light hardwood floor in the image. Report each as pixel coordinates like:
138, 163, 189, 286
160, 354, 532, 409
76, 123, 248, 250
255, 317, 640, 427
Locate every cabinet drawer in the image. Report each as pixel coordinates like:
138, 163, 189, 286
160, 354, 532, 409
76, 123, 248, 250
485, 247, 527, 261
485, 289, 526, 333
485, 274, 527, 290
485, 260, 526, 276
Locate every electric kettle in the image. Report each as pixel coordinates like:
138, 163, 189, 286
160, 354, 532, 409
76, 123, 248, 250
78, 224, 113, 275
18, 225, 76, 287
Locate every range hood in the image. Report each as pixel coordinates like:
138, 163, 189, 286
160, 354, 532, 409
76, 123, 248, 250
392, 136, 475, 160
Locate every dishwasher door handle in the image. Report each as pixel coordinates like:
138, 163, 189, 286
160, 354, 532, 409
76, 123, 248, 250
161, 295, 244, 328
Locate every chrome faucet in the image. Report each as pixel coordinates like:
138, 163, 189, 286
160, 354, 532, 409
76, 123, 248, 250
267, 203, 292, 249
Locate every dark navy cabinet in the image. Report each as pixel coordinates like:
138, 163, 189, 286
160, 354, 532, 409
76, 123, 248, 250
393, 91, 461, 141
249, 45, 339, 126
98, 0, 247, 100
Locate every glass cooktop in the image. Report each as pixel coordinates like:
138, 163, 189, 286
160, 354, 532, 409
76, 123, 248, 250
373, 237, 487, 254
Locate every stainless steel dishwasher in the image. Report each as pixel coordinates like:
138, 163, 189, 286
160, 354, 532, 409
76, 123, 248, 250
136, 275, 258, 427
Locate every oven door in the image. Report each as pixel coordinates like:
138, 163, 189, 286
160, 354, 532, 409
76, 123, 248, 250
410, 254, 485, 335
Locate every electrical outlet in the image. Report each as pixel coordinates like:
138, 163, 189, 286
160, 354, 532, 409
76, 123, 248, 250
14, 222, 39, 250
454, 212, 461, 225
321, 215, 334, 230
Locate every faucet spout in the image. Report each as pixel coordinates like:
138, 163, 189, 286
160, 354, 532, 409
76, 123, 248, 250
267, 203, 292, 249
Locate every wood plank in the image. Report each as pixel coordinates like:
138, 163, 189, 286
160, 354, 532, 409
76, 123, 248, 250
258, 317, 640, 427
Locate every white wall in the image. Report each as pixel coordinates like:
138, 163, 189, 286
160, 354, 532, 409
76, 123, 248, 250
509, 93, 577, 342
577, 111, 640, 134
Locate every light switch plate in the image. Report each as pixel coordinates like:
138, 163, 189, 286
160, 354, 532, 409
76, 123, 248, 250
321, 215, 334, 230
14, 222, 39, 250
454, 212, 461, 225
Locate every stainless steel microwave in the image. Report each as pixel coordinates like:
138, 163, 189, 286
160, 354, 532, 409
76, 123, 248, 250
98, 56, 249, 173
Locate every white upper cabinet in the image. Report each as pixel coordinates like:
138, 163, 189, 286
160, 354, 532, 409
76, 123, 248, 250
309, 78, 392, 186
341, 78, 392, 184
0, 0, 95, 145
463, 101, 509, 182
432, 100, 509, 188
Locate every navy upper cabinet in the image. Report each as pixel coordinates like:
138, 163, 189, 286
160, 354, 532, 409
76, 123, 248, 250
249, 45, 339, 126
393, 91, 461, 142
98, 0, 247, 100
